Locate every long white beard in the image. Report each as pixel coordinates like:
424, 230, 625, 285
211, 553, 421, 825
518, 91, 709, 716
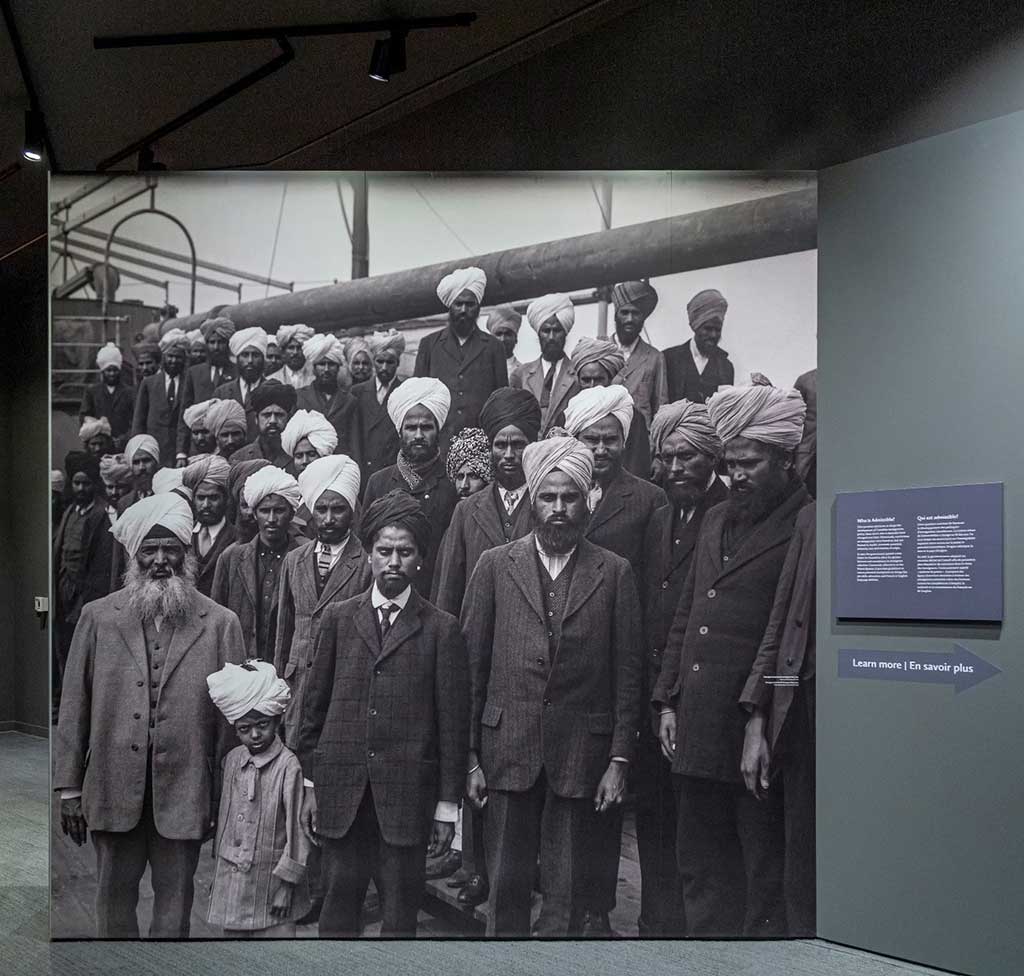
123, 552, 198, 623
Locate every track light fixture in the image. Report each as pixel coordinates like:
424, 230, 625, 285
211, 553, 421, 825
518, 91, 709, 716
137, 146, 167, 171
23, 109, 44, 162
369, 29, 408, 82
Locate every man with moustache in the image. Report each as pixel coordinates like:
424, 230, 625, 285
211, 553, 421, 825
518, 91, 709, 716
663, 289, 735, 405
444, 427, 493, 501
215, 326, 270, 442
415, 266, 508, 444
176, 316, 237, 463
226, 459, 273, 544
180, 398, 219, 457
54, 493, 245, 938
296, 334, 361, 461
181, 455, 235, 598
80, 342, 134, 451
344, 336, 374, 387
267, 324, 316, 389
79, 416, 116, 460
132, 341, 162, 384
351, 330, 405, 490
132, 329, 189, 466
185, 329, 207, 367
212, 466, 303, 660
99, 453, 134, 516
653, 384, 810, 937
229, 380, 297, 468
485, 305, 523, 377
204, 399, 249, 462
362, 377, 458, 598
610, 281, 668, 426
510, 293, 579, 436
636, 401, 727, 936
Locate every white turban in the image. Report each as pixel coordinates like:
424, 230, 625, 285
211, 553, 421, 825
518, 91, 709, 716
369, 329, 406, 356
186, 328, 205, 348
51, 470, 66, 493
205, 399, 247, 436
242, 465, 302, 512
228, 327, 270, 363
302, 333, 346, 365
298, 454, 361, 512
79, 416, 111, 442
124, 434, 160, 466
112, 493, 194, 558
281, 409, 338, 459
96, 342, 123, 370
386, 376, 451, 432
525, 294, 575, 334
276, 324, 315, 350
706, 385, 806, 449
522, 436, 595, 499
563, 384, 634, 444
207, 660, 291, 724
183, 398, 218, 431
151, 467, 190, 499
436, 266, 487, 307
159, 328, 189, 354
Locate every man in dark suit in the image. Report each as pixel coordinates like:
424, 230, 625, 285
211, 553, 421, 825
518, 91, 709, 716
131, 330, 188, 467
653, 384, 810, 937
294, 334, 361, 462
663, 288, 735, 404
211, 466, 303, 660
636, 402, 728, 936
351, 338, 403, 490
561, 383, 668, 935
228, 380, 296, 468
610, 281, 668, 427
214, 326, 271, 442
510, 293, 579, 436
362, 378, 458, 598
298, 491, 469, 937
462, 436, 643, 937
180, 455, 236, 598
175, 316, 237, 463
80, 342, 134, 451
415, 266, 508, 446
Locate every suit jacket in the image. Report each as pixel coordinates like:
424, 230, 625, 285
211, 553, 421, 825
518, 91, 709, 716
510, 356, 579, 436
53, 504, 114, 617
362, 458, 459, 598
551, 403, 652, 480
132, 370, 183, 466
432, 483, 532, 616
350, 377, 402, 490
176, 361, 237, 456
663, 339, 734, 405
612, 338, 668, 427
740, 502, 815, 757
79, 380, 135, 448
53, 589, 245, 838
414, 325, 508, 443
462, 535, 643, 798
228, 438, 292, 469
297, 588, 469, 846
641, 476, 729, 705
213, 376, 261, 441
194, 521, 238, 598
652, 483, 812, 784
295, 385, 362, 462
210, 535, 302, 658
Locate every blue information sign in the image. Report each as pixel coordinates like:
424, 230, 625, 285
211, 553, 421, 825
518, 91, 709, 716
834, 483, 1003, 621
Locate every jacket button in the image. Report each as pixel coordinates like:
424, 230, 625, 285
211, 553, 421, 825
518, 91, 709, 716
786, 657, 794, 666
133, 712, 141, 720
374, 667, 381, 675
368, 750, 375, 758
131, 744, 139, 751
424, 493, 430, 500
536, 657, 545, 665
699, 626, 708, 635
652, 648, 660, 657
692, 663, 700, 672
543, 698, 551, 707
661, 581, 668, 590
723, 555, 730, 562
136, 680, 143, 687
707, 589, 716, 598
369, 708, 377, 716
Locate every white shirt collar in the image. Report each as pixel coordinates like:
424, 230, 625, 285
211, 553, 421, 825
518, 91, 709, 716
193, 517, 226, 542
614, 334, 640, 360
371, 582, 412, 611
534, 535, 576, 580
317, 533, 350, 556
689, 337, 709, 375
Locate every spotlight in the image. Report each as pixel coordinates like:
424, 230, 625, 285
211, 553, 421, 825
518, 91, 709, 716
369, 29, 407, 82
137, 146, 167, 171
23, 109, 44, 162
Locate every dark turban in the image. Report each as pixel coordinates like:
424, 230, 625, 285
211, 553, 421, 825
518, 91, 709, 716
486, 305, 522, 335
249, 379, 297, 414
227, 459, 273, 507
64, 451, 101, 486
570, 337, 625, 382
132, 341, 161, 360
479, 387, 542, 443
687, 288, 728, 331
201, 316, 236, 341
612, 280, 659, 318
358, 488, 431, 557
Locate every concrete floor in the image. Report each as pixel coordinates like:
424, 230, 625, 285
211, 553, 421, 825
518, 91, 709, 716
1, 731, 957, 976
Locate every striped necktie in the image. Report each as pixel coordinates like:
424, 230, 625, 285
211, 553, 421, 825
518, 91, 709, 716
317, 543, 333, 580
379, 603, 397, 639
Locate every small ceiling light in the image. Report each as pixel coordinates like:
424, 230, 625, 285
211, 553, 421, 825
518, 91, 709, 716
23, 109, 44, 161
137, 146, 167, 171
369, 29, 407, 82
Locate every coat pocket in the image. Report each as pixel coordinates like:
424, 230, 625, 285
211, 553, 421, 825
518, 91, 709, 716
587, 712, 614, 734
481, 703, 503, 728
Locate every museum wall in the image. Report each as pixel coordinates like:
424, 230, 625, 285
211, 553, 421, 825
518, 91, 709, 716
817, 109, 1024, 975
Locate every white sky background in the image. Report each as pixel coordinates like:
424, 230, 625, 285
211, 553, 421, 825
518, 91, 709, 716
50, 171, 817, 386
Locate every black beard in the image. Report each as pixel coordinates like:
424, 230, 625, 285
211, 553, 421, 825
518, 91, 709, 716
667, 482, 705, 511
495, 468, 526, 490
400, 443, 438, 466
123, 553, 198, 623
260, 431, 282, 451
535, 520, 585, 555
725, 473, 793, 527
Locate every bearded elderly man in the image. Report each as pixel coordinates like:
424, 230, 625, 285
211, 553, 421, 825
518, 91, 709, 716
415, 266, 508, 445
176, 316, 238, 463
351, 330, 405, 490
510, 293, 580, 435
212, 466, 304, 660
361, 377, 459, 598
461, 437, 643, 937
80, 342, 134, 451
181, 455, 236, 597
610, 281, 668, 426
54, 493, 245, 938
652, 384, 810, 937
267, 323, 316, 389
132, 328, 189, 466
635, 401, 728, 936
296, 334, 362, 462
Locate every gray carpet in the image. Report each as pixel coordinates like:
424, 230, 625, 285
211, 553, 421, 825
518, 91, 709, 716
1, 731, 955, 976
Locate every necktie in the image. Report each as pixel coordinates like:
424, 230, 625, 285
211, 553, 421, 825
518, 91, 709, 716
317, 543, 333, 580
540, 363, 555, 408
379, 603, 396, 639
504, 490, 519, 515
377, 383, 387, 405
587, 483, 603, 513
198, 525, 212, 557
167, 378, 176, 407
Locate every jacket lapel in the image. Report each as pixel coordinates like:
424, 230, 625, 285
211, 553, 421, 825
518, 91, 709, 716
670, 477, 728, 573
563, 541, 603, 623
160, 601, 206, 685
472, 488, 507, 549
508, 536, 546, 623
713, 487, 810, 584
239, 538, 258, 612
354, 590, 380, 658
586, 470, 631, 537
376, 591, 424, 665
548, 360, 578, 420
522, 360, 543, 401
115, 597, 149, 678
315, 535, 364, 612
455, 329, 488, 373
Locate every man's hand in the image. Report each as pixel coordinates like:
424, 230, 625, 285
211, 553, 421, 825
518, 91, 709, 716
301, 786, 319, 843
740, 713, 771, 799
658, 710, 677, 762
59, 797, 88, 846
593, 762, 627, 814
202, 799, 218, 843
269, 881, 294, 919
427, 820, 455, 858
466, 766, 488, 810
175, 457, 188, 468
